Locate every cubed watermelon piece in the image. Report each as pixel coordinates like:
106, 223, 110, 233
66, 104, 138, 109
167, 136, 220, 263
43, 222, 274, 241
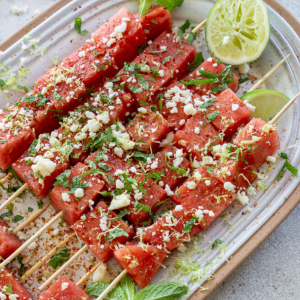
174, 111, 222, 161
0, 219, 22, 261
172, 166, 236, 230
92, 7, 146, 69
142, 206, 201, 251
119, 53, 171, 107
145, 145, 191, 191
0, 112, 36, 170
61, 43, 117, 88
134, 6, 172, 41
126, 107, 170, 153
50, 163, 105, 226
58, 85, 134, 165
151, 80, 204, 131
124, 175, 167, 227
0, 268, 33, 300
113, 244, 167, 288
12, 133, 70, 199
15, 88, 61, 136
205, 88, 250, 137
35, 65, 86, 115
214, 158, 257, 190
38, 276, 90, 300
233, 118, 280, 169
85, 150, 128, 191
144, 31, 196, 80
72, 201, 134, 262
184, 57, 239, 97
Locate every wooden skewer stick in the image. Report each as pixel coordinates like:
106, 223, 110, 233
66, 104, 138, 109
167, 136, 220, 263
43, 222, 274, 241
39, 244, 89, 291
0, 183, 28, 213
2, 211, 64, 267
269, 91, 300, 125
13, 203, 50, 234
76, 262, 103, 286
184, 19, 207, 40
248, 54, 291, 92
19, 232, 76, 283
96, 269, 128, 300
0, 173, 12, 184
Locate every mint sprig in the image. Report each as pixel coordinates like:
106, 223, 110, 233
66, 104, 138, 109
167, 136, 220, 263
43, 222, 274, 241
139, 0, 184, 16
86, 274, 188, 300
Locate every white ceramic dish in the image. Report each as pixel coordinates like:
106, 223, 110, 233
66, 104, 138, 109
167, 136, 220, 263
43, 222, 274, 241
0, 0, 299, 298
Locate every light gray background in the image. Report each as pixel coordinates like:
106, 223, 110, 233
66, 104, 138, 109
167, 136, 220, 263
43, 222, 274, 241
0, 0, 299, 299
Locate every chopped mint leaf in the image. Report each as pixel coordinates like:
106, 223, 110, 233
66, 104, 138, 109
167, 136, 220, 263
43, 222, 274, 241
48, 246, 69, 269
211, 239, 222, 249
12, 215, 24, 223
74, 18, 88, 35
105, 228, 129, 242
187, 52, 204, 72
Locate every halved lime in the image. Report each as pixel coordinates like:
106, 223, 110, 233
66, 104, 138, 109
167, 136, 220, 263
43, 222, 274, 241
241, 89, 289, 121
205, 0, 270, 65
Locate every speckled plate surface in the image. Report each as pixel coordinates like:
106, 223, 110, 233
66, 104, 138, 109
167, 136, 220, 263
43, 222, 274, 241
0, 0, 299, 299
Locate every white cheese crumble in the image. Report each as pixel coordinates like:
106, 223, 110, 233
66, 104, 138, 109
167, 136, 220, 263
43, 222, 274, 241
224, 182, 236, 192
31, 156, 56, 178
109, 192, 131, 210
237, 191, 249, 205
239, 63, 250, 75
74, 188, 84, 198
93, 262, 112, 284
232, 103, 239, 111
267, 156, 277, 163
61, 282, 69, 291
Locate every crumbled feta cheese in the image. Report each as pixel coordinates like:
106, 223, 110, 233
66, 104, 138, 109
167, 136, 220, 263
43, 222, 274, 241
109, 192, 131, 210
267, 156, 277, 163
93, 262, 113, 284
237, 191, 249, 205
186, 181, 197, 189
32, 156, 56, 178
239, 63, 250, 74
61, 282, 69, 291
158, 70, 164, 77
138, 107, 147, 114
205, 180, 211, 186
232, 103, 239, 111
224, 182, 235, 192
174, 205, 183, 211
74, 188, 84, 198
202, 156, 213, 165
244, 100, 256, 112
194, 127, 200, 134
184, 103, 197, 116
116, 179, 124, 189
27, 241, 37, 250
62, 193, 71, 202
160, 131, 174, 147
165, 184, 174, 196
114, 147, 123, 157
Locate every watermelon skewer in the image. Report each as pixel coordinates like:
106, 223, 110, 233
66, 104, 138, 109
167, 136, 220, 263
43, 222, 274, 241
93, 79, 297, 300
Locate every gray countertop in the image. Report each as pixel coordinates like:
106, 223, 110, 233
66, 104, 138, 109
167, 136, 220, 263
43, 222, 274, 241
0, 0, 299, 299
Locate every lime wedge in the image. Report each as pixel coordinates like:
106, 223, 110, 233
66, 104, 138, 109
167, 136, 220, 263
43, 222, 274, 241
241, 89, 289, 122
205, 0, 270, 65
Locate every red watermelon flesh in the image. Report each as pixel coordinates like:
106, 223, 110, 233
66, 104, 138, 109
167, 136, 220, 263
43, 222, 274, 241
233, 118, 280, 169
134, 5, 172, 41
174, 111, 222, 161
113, 244, 167, 288
184, 57, 239, 97
35, 65, 86, 115
151, 80, 204, 131
125, 175, 167, 227
141, 206, 201, 251
119, 53, 171, 108
92, 7, 146, 69
0, 112, 36, 171
0, 268, 33, 300
12, 134, 70, 199
205, 88, 250, 137
72, 201, 134, 262
50, 163, 105, 226
38, 276, 90, 300
84, 150, 128, 192
144, 31, 196, 80
144, 145, 191, 191
61, 43, 117, 88
0, 219, 22, 261
126, 107, 170, 153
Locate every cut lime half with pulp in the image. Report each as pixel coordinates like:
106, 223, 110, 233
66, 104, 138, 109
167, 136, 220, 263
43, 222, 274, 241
205, 0, 270, 65
241, 89, 289, 122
